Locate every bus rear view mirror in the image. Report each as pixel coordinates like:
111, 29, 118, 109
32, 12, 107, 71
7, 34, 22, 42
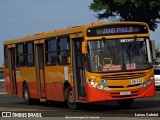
82, 41, 87, 54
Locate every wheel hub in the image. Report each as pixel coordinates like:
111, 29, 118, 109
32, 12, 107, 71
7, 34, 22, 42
68, 91, 74, 103
24, 89, 28, 100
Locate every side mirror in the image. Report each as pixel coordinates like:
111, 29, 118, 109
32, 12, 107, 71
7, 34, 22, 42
82, 41, 87, 54
151, 40, 156, 60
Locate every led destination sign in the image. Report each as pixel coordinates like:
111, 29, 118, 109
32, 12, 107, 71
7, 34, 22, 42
97, 27, 133, 34
87, 24, 148, 37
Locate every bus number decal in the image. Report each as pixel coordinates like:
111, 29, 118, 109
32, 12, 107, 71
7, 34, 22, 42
131, 78, 143, 84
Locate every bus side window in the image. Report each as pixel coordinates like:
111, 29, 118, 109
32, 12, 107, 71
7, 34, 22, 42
16, 43, 25, 67
26, 42, 34, 66
59, 37, 70, 65
45, 38, 58, 66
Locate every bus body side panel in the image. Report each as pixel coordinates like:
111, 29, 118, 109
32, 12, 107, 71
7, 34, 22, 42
17, 82, 38, 98
16, 67, 39, 99
4, 68, 11, 95
27, 82, 39, 99
16, 68, 24, 98
17, 82, 23, 97
45, 66, 65, 101
25, 67, 39, 99
46, 83, 64, 101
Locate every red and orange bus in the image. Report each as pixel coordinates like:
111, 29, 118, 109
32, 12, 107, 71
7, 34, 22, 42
4, 22, 155, 109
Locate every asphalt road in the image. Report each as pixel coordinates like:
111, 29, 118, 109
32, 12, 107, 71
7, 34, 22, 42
0, 91, 160, 120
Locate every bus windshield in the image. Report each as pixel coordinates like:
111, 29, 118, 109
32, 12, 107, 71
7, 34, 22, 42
87, 37, 152, 72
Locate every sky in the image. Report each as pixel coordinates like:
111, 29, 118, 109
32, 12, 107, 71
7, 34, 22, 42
0, 0, 160, 65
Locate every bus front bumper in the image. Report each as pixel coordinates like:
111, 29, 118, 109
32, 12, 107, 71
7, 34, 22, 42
86, 82, 155, 102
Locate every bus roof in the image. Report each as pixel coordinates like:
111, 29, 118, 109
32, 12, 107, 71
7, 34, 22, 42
3, 21, 148, 45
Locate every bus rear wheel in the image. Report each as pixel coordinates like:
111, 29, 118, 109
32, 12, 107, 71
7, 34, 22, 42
65, 86, 77, 110
23, 84, 32, 105
117, 99, 134, 108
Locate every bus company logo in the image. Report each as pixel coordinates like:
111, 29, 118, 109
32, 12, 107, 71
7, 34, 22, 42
102, 79, 107, 85
2, 112, 11, 117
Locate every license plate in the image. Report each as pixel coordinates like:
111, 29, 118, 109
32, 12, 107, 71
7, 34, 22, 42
120, 91, 131, 95
131, 78, 143, 84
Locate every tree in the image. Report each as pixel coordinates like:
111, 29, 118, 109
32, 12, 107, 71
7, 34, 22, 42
89, 0, 160, 31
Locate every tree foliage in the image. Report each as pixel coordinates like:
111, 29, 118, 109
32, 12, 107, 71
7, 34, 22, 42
89, 0, 160, 31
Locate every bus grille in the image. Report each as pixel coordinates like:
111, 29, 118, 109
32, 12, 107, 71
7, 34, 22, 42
107, 84, 141, 88
101, 72, 147, 80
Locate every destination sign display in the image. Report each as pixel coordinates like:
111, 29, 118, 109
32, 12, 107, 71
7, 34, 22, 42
87, 24, 148, 37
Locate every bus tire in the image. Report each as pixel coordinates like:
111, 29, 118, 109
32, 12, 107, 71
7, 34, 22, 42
65, 86, 77, 110
23, 83, 32, 105
117, 99, 134, 108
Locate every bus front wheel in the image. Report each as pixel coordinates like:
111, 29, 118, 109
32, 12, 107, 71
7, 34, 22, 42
65, 86, 77, 110
23, 84, 32, 105
117, 99, 134, 108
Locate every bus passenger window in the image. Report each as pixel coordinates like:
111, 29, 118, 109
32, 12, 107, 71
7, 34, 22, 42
16, 43, 25, 67
26, 42, 34, 66
45, 38, 58, 65
59, 37, 70, 65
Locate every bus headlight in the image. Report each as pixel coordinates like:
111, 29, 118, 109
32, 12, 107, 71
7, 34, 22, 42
88, 79, 110, 91
138, 77, 154, 88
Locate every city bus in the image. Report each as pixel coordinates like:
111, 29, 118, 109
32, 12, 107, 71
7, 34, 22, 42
3, 22, 155, 109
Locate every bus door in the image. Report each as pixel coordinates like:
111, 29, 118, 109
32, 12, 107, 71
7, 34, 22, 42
35, 43, 46, 98
72, 38, 86, 101
8, 47, 17, 95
